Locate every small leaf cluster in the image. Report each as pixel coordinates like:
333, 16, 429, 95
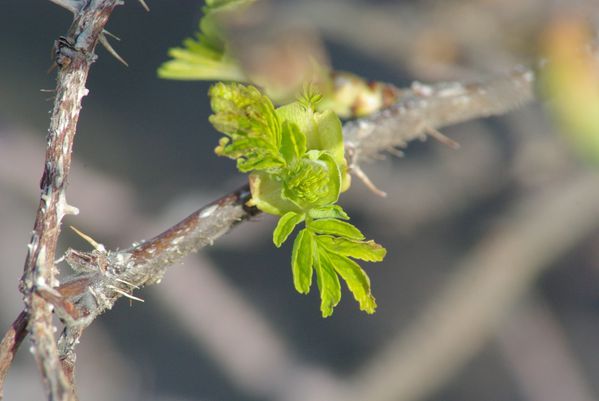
209, 83, 386, 317
157, 0, 253, 82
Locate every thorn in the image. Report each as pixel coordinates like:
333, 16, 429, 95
114, 278, 140, 290
426, 126, 461, 150
102, 29, 121, 42
64, 203, 80, 216
98, 33, 128, 67
108, 285, 144, 303
352, 164, 387, 197
48, 0, 80, 14
387, 147, 405, 158
138, 0, 150, 12
70, 226, 106, 252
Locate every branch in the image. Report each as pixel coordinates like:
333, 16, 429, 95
0, 312, 29, 399
49, 66, 536, 355
15, 1, 121, 400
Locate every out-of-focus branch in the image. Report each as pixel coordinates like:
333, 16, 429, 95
14, 1, 120, 400
346, 172, 599, 401
0, 312, 29, 399
47, 67, 537, 358
344, 66, 535, 165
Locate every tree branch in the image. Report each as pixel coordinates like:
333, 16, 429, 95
15, 1, 120, 400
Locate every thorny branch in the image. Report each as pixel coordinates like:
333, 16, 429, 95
0, 17, 536, 398
14, 1, 121, 400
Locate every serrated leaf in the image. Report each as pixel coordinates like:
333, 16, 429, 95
292, 229, 314, 294
279, 121, 306, 164
209, 83, 285, 170
309, 219, 365, 240
273, 212, 305, 247
158, 0, 254, 82
325, 251, 377, 314
316, 236, 386, 262
308, 205, 349, 220
314, 248, 341, 317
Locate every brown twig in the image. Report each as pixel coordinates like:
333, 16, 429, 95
16, 1, 121, 400
0, 311, 29, 400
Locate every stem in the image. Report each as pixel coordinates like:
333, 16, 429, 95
18, 1, 120, 400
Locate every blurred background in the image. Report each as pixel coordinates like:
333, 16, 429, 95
2, 1, 599, 401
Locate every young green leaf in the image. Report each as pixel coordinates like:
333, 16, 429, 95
157, 0, 253, 82
209, 83, 285, 172
308, 205, 349, 220
325, 251, 377, 314
282, 152, 341, 210
279, 121, 306, 164
314, 248, 342, 317
316, 236, 386, 262
291, 229, 314, 294
273, 211, 305, 247
309, 219, 365, 240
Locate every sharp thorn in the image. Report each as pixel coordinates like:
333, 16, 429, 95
426, 126, 461, 150
387, 147, 405, 158
114, 278, 140, 290
138, 0, 150, 12
99, 33, 128, 67
102, 29, 121, 42
48, 0, 80, 14
352, 164, 387, 197
108, 285, 144, 302
70, 226, 106, 252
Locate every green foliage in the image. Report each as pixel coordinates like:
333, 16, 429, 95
157, 0, 253, 81
209, 83, 386, 317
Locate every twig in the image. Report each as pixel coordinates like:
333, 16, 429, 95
16, 1, 121, 401
0, 311, 29, 400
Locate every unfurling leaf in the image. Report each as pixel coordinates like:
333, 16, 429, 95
209, 82, 285, 172
207, 82, 386, 317
273, 211, 305, 247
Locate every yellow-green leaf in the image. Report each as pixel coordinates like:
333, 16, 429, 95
326, 251, 377, 314
292, 229, 314, 294
310, 219, 364, 240
273, 212, 305, 247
